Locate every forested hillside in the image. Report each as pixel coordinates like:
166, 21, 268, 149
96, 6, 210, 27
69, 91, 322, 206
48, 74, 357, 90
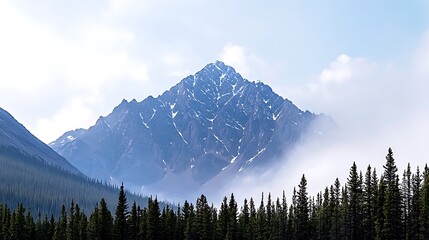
0, 145, 150, 217
1, 147, 428, 239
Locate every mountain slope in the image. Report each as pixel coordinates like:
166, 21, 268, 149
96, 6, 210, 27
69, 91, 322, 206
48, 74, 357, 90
51, 61, 333, 195
0, 107, 82, 175
0, 108, 153, 216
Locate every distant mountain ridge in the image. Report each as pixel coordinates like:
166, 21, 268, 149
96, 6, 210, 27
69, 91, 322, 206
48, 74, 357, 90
0, 107, 153, 216
50, 61, 333, 196
0, 107, 82, 175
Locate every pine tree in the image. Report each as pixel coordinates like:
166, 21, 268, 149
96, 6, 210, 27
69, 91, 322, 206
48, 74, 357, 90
330, 178, 341, 240
287, 204, 295, 240
87, 203, 99, 240
217, 196, 229, 239
67, 200, 79, 240
238, 198, 250, 239
227, 193, 238, 240
74, 204, 82, 239
320, 187, 331, 240
296, 174, 310, 240
277, 191, 288, 240
402, 163, 412, 240
347, 162, 363, 240
35, 212, 43, 240
265, 193, 273, 240
183, 202, 195, 240
256, 193, 266, 240
371, 168, 379, 240
273, 197, 282, 240
422, 173, 429, 238
113, 183, 129, 240
409, 166, 422, 239
146, 196, 160, 240
25, 210, 35, 240
160, 205, 176, 240
288, 187, 298, 239
249, 198, 257, 240
1, 204, 11, 240
99, 198, 114, 239
49, 215, 56, 240
382, 148, 404, 240
176, 204, 184, 240
53, 204, 67, 240
43, 214, 52, 240
210, 204, 218, 240
14, 203, 26, 240
195, 194, 213, 239
78, 212, 88, 240
139, 208, 148, 239
182, 201, 191, 240
363, 165, 376, 240
424, 164, 429, 180
9, 211, 17, 240
168, 205, 179, 240
128, 201, 139, 240
309, 195, 319, 239
341, 187, 349, 239
376, 176, 386, 240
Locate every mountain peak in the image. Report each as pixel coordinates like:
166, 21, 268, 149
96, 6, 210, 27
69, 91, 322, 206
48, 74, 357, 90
202, 60, 237, 76
51, 61, 333, 199
213, 60, 228, 71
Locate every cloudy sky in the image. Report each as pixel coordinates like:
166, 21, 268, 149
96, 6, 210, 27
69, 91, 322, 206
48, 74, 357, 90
1, 1, 429, 196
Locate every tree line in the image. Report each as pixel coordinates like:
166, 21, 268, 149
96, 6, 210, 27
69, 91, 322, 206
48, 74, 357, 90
1, 147, 429, 239
0, 145, 150, 216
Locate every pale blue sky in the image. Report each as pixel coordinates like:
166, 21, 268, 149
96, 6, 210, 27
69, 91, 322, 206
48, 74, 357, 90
2, 0, 429, 198
0, 0, 428, 147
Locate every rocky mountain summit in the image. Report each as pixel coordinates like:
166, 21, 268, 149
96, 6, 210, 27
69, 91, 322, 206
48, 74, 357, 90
50, 61, 333, 194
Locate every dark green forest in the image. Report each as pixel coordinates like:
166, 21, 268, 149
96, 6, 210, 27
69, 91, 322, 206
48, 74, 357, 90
1, 147, 429, 239
0, 145, 150, 216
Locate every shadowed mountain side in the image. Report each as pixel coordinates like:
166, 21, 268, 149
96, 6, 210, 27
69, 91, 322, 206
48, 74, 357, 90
0, 107, 82, 175
51, 61, 334, 199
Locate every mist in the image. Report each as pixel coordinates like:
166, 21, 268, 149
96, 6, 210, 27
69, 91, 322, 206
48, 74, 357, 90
205, 31, 429, 206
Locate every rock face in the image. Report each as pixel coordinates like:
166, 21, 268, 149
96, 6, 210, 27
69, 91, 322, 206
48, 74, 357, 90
50, 61, 332, 189
0, 107, 82, 175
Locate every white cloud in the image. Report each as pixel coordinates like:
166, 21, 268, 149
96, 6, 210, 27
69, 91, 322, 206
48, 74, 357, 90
311, 54, 378, 91
101, 0, 148, 19
0, 1, 150, 143
79, 25, 135, 52
0, 2, 57, 91
0, 1, 283, 145
163, 53, 184, 67
219, 43, 267, 79
219, 34, 429, 202
36, 96, 101, 143
320, 54, 353, 83
219, 44, 249, 74
290, 54, 387, 130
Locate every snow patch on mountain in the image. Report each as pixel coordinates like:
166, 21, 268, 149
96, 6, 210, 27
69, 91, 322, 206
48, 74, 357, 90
50, 61, 334, 200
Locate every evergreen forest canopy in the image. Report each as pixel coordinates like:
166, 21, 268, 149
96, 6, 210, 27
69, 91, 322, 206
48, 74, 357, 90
0, 145, 152, 216
1, 147, 429, 239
